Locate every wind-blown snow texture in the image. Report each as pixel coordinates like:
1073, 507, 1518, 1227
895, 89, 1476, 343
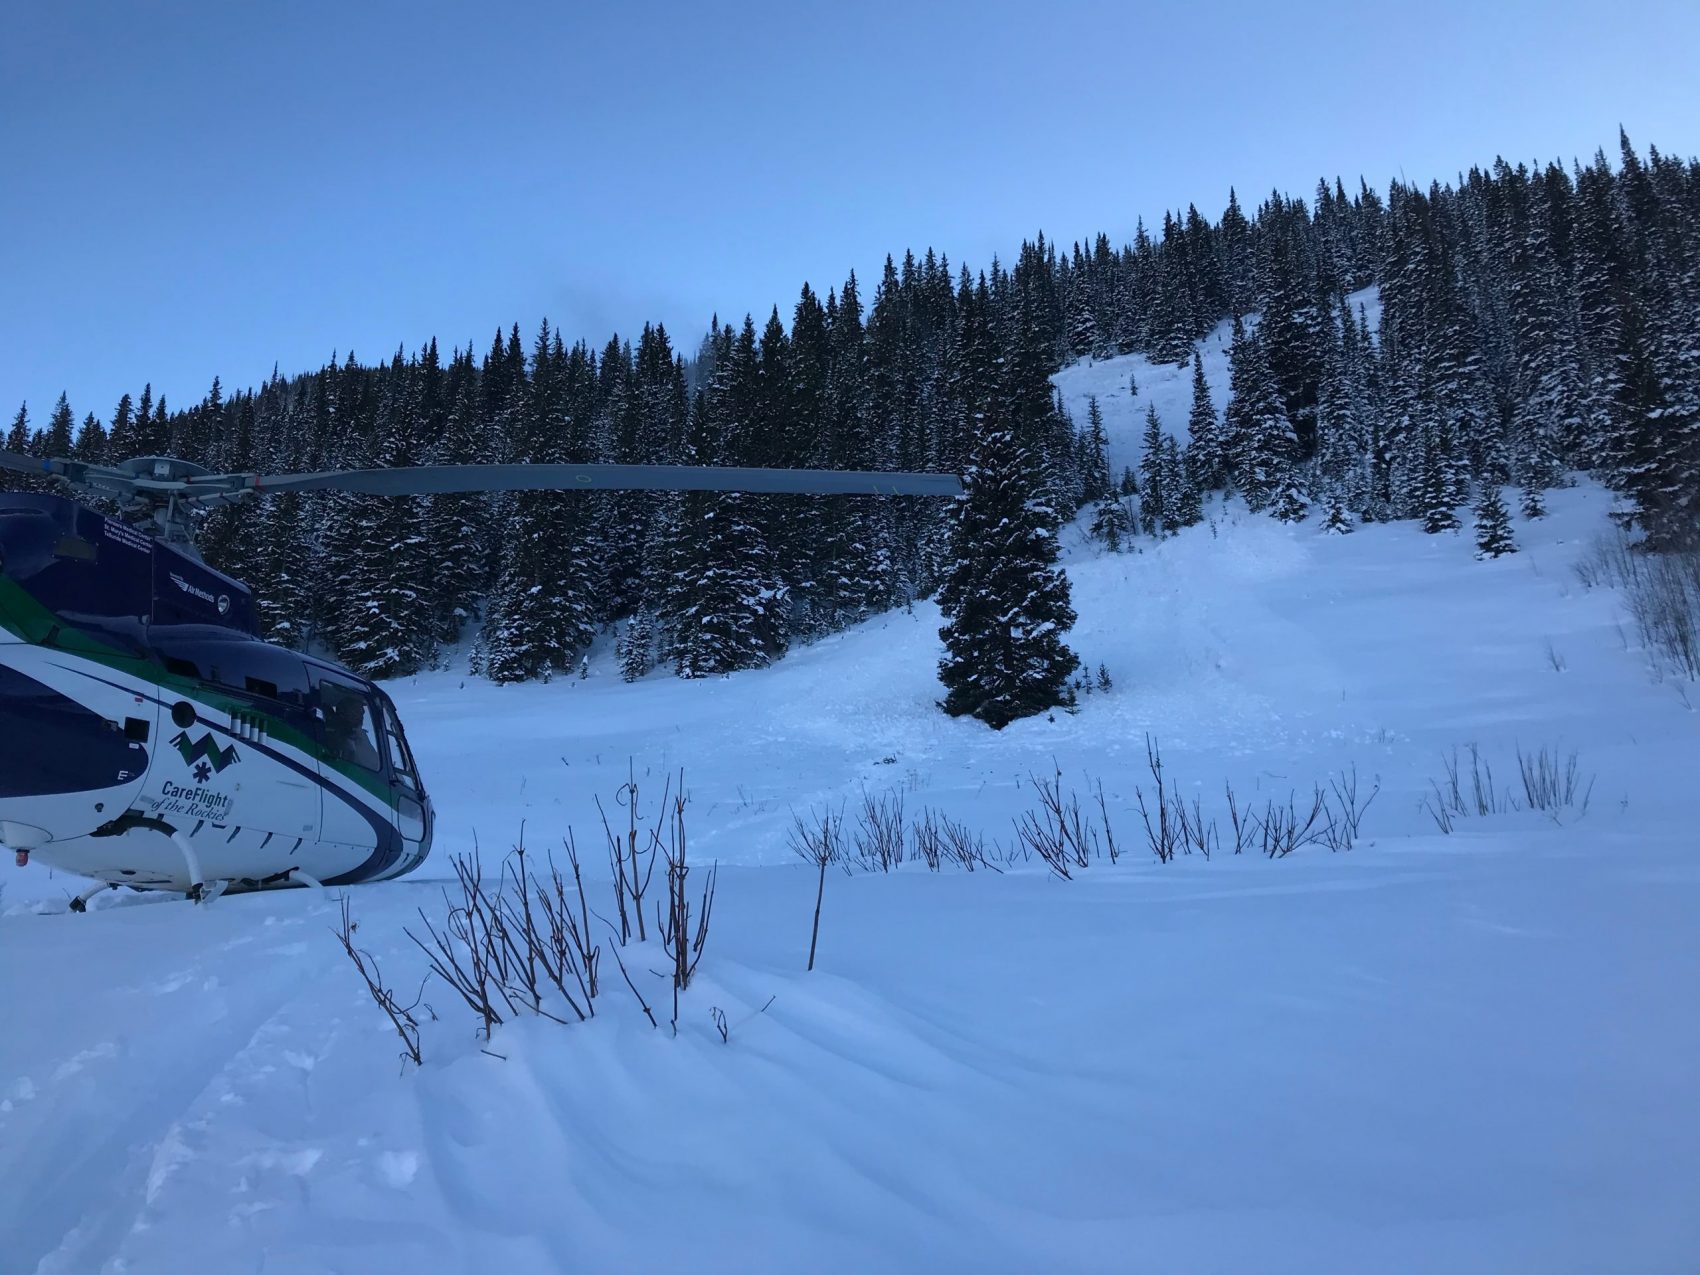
4, 312, 1698, 1273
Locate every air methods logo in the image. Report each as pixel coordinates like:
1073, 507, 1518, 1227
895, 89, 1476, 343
170, 731, 240, 785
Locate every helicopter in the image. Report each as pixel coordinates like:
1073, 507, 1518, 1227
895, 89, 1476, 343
0, 450, 963, 908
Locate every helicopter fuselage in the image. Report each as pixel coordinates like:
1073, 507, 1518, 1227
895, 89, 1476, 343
0, 493, 432, 894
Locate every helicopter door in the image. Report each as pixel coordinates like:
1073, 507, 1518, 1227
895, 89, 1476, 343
310, 675, 389, 852
374, 692, 428, 860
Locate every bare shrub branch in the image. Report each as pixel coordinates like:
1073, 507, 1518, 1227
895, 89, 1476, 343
789, 804, 847, 970
1321, 765, 1380, 851
853, 787, 906, 871
334, 895, 426, 1069
660, 785, 715, 1031
1092, 781, 1121, 865
1015, 763, 1092, 878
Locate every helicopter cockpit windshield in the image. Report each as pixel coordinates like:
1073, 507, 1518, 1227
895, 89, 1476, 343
318, 680, 383, 773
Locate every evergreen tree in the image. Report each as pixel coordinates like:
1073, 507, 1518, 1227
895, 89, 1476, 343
1519, 480, 1548, 519
1611, 289, 1700, 546
672, 317, 787, 676
43, 393, 75, 458
1473, 484, 1517, 557
483, 322, 598, 682
1185, 355, 1224, 489
1079, 396, 1112, 503
1137, 406, 1166, 534
1160, 434, 1198, 530
323, 358, 437, 678
1225, 326, 1296, 510
5, 403, 27, 455
1419, 421, 1466, 533
617, 612, 656, 682
426, 359, 494, 644
1066, 288, 1100, 360
1322, 495, 1355, 534
937, 409, 1079, 729
1089, 488, 1132, 550
73, 412, 107, 461
2, 403, 30, 493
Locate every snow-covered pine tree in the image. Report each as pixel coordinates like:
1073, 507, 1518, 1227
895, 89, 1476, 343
1079, 395, 1112, 504
1271, 477, 1309, 523
668, 317, 787, 677
73, 411, 107, 461
483, 322, 599, 683
617, 612, 656, 682
1519, 481, 1547, 519
42, 393, 74, 459
1, 404, 29, 495
1507, 193, 1581, 494
1138, 405, 1166, 535
1066, 288, 1099, 360
1185, 354, 1224, 490
426, 353, 494, 646
1610, 279, 1700, 547
5, 403, 27, 454
1419, 421, 1465, 534
1225, 326, 1296, 512
1322, 494, 1355, 534
937, 408, 1079, 730
1473, 484, 1517, 557
1160, 433, 1199, 531
324, 353, 437, 678
1090, 489, 1132, 550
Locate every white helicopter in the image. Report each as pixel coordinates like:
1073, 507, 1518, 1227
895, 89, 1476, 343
0, 452, 962, 907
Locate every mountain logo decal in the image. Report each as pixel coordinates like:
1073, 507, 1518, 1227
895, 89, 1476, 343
170, 731, 240, 784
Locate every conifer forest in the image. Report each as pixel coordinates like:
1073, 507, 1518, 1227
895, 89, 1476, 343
7, 133, 1698, 690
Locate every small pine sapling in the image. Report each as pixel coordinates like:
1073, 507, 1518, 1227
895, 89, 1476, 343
1474, 484, 1518, 559
1520, 481, 1546, 520
1272, 482, 1308, 524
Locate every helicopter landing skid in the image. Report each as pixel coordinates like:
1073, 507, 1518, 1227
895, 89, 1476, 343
68, 881, 116, 913
166, 829, 234, 904
188, 877, 232, 905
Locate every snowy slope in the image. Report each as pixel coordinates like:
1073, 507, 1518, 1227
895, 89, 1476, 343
5, 299, 1700, 1272
1051, 285, 1380, 479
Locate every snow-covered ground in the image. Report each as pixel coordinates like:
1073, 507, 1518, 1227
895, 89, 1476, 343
4, 323, 1698, 1270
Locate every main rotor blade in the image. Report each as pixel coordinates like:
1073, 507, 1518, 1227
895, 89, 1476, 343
0, 450, 60, 478
244, 463, 964, 499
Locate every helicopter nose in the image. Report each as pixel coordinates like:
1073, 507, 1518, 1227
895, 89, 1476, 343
0, 666, 149, 832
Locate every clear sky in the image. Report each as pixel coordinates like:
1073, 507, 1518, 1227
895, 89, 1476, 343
3, 0, 1698, 436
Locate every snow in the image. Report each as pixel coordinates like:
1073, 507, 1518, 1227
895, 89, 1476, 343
5, 319, 1699, 1269
1051, 285, 1380, 478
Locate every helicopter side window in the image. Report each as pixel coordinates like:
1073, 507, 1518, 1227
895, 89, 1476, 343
318, 682, 382, 773
378, 698, 421, 790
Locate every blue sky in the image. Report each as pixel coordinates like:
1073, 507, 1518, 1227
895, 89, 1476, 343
3, 0, 1697, 436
